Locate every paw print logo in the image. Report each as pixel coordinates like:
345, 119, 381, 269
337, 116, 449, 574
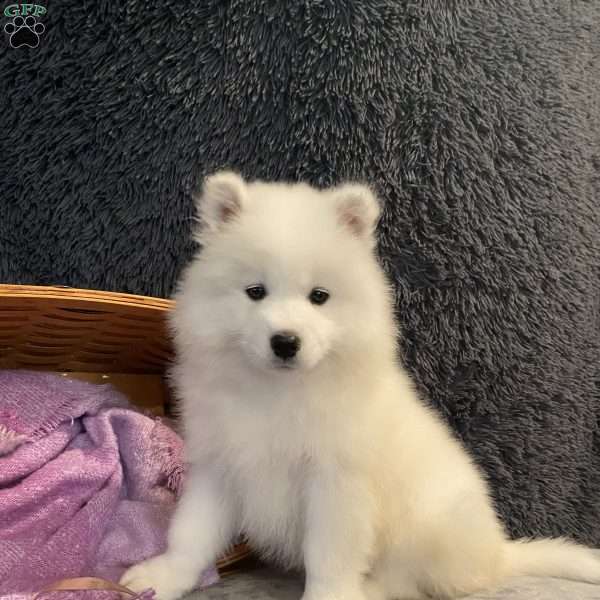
4, 15, 45, 48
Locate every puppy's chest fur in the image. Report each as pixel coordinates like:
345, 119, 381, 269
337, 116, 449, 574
231, 447, 308, 567
214, 403, 316, 568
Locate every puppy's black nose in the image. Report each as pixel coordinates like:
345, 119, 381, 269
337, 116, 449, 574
270, 332, 301, 360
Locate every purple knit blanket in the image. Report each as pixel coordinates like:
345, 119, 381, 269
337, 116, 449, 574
0, 371, 218, 599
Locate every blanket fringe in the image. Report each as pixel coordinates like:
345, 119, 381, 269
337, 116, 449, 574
0, 423, 27, 456
150, 418, 186, 497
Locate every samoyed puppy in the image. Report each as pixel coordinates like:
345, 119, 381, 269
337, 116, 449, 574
122, 172, 600, 600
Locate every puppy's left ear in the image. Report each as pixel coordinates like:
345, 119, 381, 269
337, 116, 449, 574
332, 183, 381, 241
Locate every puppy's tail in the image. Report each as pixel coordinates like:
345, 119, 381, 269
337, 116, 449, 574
505, 538, 600, 582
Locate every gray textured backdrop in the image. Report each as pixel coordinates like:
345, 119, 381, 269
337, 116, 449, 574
1, 1, 599, 544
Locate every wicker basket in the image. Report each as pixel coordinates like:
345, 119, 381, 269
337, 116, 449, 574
0, 283, 251, 574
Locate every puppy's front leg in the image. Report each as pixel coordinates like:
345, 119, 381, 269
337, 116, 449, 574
302, 466, 375, 600
120, 466, 236, 600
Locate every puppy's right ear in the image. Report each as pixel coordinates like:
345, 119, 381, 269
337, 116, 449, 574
196, 171, 247, 233
332, 183, 381, 242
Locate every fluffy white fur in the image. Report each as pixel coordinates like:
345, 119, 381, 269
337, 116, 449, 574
121, 173, 600, 600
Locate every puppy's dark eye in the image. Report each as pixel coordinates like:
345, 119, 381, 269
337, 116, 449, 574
309, 288, 329, 305
246, 284, 267, 301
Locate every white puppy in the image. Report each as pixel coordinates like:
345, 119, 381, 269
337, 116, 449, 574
122, 173, 600, 600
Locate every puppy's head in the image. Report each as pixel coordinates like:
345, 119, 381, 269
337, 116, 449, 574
174, 171, 392, 374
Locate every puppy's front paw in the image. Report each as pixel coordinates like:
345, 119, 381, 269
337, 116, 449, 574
120, 554, 197, 600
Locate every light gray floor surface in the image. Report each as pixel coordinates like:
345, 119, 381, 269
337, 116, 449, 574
186, 568, 600, 599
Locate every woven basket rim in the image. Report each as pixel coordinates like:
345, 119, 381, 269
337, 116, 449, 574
0, 284, 173, 311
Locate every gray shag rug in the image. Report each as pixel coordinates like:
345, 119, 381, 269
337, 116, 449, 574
1, 1, 600, 546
